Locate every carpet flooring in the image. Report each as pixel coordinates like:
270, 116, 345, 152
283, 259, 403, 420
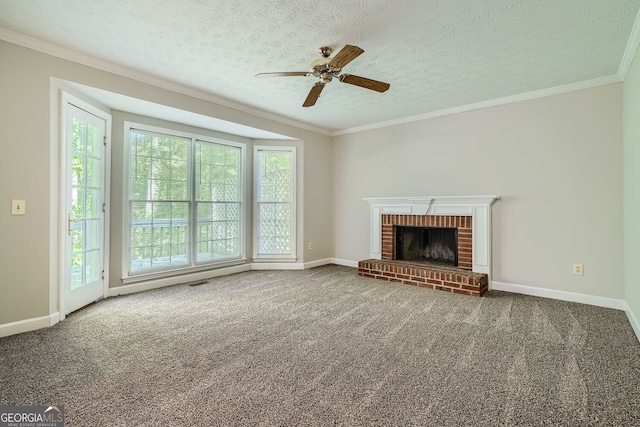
1, 265, 639, 426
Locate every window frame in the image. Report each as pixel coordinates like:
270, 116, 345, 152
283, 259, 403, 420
253, 145, 297, 261
122, 122, 246, 280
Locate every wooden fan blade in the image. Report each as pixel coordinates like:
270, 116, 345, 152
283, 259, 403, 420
303, 82, 325, 107
255, 72, 310, 77
339, 74, 390, 92
329, 45, 364, 69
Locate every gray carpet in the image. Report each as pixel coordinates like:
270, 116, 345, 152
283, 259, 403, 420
1, 265, 639, 426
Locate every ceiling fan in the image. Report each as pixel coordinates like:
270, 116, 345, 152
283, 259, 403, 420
255, 45, 390, 107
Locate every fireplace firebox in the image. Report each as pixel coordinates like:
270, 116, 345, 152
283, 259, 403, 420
395, 226, 458, 267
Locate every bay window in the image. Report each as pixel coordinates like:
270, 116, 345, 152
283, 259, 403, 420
126, 124, 243, 275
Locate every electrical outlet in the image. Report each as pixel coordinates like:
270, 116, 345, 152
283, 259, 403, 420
573, 263, 584, 275
308, 242, 313, 250
11, 200, 26, 215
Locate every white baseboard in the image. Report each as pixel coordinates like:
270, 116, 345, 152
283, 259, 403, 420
330, 258, 359, 268
624, 302, 640, 343
304, 258, 332, 269
0, 312, 60, 338
111, 260, 333, 294
109, 264, 252, 297
250, 262, 304, 270
491, 281, 626, 311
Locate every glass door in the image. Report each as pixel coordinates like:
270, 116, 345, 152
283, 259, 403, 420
63, 102, 108, 314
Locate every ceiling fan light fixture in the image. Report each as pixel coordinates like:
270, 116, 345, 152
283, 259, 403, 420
256, 44, 390, 107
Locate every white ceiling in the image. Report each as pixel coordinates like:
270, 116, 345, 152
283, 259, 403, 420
1, 0, 640, 135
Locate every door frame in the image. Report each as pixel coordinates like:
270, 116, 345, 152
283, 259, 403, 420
57, 90, 112, 318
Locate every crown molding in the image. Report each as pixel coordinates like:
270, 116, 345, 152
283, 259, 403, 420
0, 27, 330, 137
618, 5, 640, 80
331, 75, 622, 136
333, 8, 640, 137
1, 24, 635, 139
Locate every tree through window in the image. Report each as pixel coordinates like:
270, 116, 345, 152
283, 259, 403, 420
127, 126, 243, 275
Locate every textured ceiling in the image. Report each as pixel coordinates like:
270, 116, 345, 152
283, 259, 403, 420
1, 0, 640, 133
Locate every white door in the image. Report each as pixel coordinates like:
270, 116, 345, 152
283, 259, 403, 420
63, 100, 109, 314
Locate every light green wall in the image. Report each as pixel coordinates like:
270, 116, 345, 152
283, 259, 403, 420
623, 43, 640, 335
0, 40, 332, 326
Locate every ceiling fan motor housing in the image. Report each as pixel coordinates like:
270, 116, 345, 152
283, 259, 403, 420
310, 57, 341, 84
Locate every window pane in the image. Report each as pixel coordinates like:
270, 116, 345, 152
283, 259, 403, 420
196, 202, 241, 263
128, 128, 243, 275
193, 140, 242, 264
195, 141, 241, 202
129, 201, 189, 272
258, 151, 291, 203
129, 130, 189, 202
257, 202, 291, 254
256, 148, 294, 257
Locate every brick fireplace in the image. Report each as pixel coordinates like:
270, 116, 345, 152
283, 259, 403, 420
382, 214, 472, 269
358, 196, 499, 297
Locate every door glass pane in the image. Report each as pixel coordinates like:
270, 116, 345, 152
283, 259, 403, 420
72, 154, 84, 186
86, 123, 100, 155
86, 188, 101, 218
85, 219, 100, 251
73, 119, 85, 153
69, 113, 103, 290
70, 253, 83, 289
71, 227, 84, 252
86, 157, 100, 187
71, 188, 85, 220
85, 250, 100, 283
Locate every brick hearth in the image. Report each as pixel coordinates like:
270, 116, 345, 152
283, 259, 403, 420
361, 213, 488, 296
358, 259, 489, 297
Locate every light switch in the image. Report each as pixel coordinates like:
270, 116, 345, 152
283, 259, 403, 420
11, 200, 26, 215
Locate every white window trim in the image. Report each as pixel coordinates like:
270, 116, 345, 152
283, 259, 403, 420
122, 121, 247, 280
253, 145, 297, 262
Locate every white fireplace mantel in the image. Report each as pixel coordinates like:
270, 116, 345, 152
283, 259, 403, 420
364, 195, 499, 281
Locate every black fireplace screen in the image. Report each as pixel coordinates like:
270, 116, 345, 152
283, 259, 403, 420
395, 226, 458, 266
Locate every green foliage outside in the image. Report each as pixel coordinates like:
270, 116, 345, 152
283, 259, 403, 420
128, 130, 242, 272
